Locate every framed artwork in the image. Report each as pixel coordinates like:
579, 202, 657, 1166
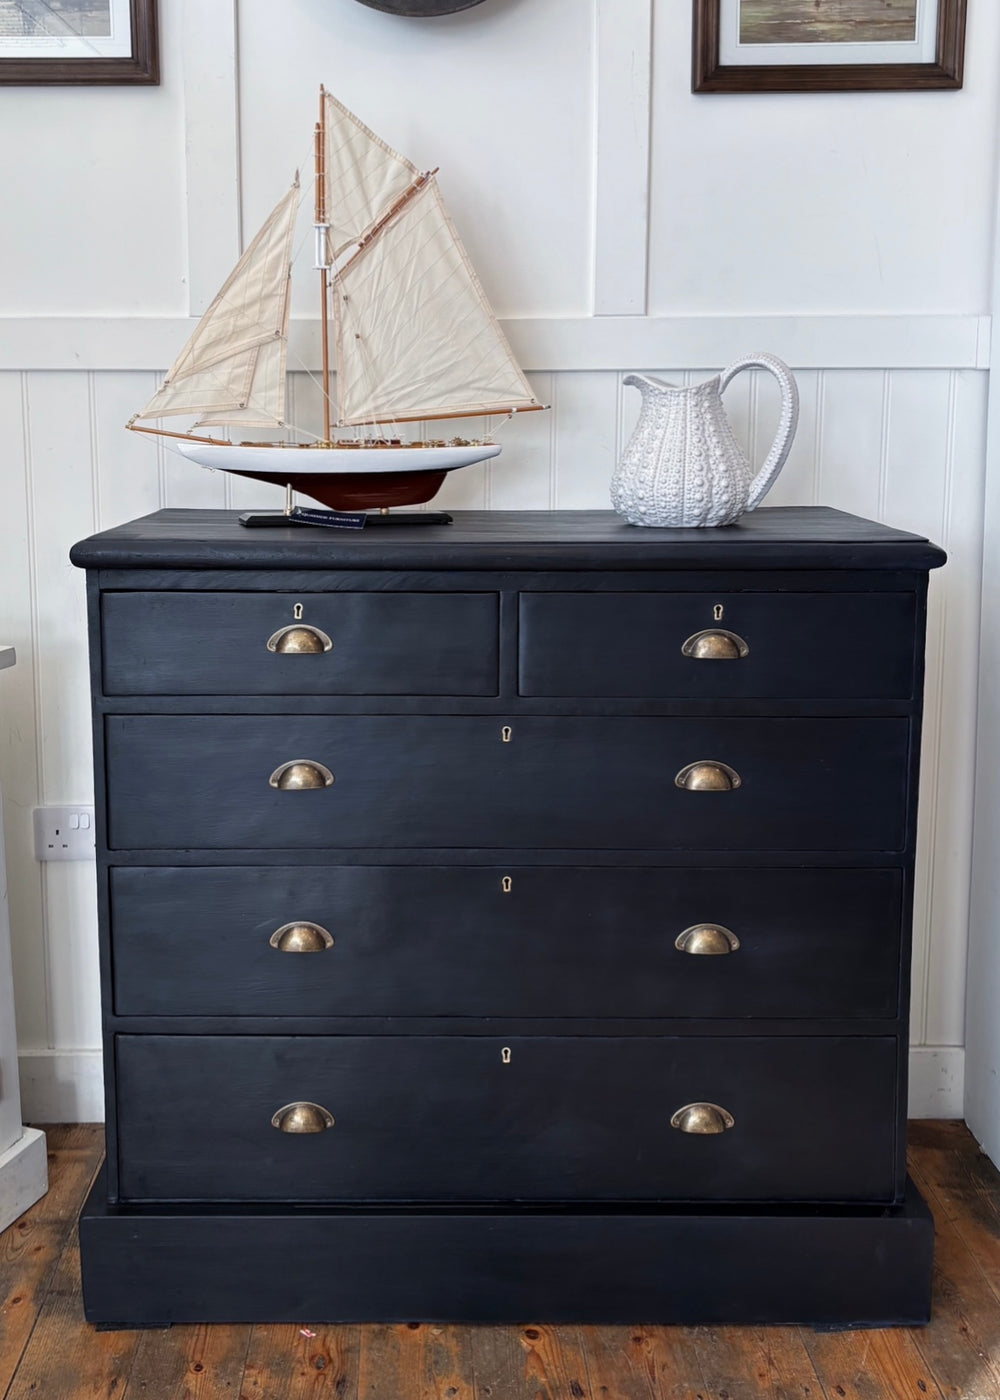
693, 0, 966, 93
0, 0, 157, 85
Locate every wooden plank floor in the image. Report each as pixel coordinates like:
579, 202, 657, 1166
1, 1122, 999, 1399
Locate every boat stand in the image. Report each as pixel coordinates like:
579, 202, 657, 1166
239, 487, 453, 529
239, 509, 454, 529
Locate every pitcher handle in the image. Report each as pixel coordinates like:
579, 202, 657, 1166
718, 353, 799, 512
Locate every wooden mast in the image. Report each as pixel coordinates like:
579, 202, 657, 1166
316, 88, 333, 444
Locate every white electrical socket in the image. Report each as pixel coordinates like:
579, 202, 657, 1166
33, 807, 96, 861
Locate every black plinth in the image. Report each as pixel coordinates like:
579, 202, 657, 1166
79, 1167, 934, 1328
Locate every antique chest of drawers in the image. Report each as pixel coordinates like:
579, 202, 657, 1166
72, 506, 945, 1327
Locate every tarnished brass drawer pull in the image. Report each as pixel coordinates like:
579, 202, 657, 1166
675, 924, 740, 955
271, 1102, 335, 1134
269, 760, 334, 790
670, 1103, 735, 1134
266, 625, 333, 654
269, 921, 334, 953
675, 761, 742, 792
682, 629, 749, 660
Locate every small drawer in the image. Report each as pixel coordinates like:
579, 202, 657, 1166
101, 591, 499, 696
104, 714, 909, 852
110, 866, 902, 1019
115, 1034, 899, 1203
519, 592, 917, 699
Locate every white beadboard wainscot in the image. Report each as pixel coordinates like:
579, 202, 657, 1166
0, 363, 981, 1119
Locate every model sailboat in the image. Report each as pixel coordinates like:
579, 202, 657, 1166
128, 88, 544, 513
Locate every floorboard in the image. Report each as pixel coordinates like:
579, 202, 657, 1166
1, 1124, 998, 1400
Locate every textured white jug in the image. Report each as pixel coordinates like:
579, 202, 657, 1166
610, 353, 799, 528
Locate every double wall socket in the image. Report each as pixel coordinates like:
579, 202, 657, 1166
33, 807, 96, 861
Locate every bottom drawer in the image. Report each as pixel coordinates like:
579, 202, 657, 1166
115, 1035, 899, 1204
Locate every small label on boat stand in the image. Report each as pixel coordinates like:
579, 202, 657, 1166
289, 507, 368, 530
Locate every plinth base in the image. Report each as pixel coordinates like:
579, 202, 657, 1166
79, 1168, 934, 1328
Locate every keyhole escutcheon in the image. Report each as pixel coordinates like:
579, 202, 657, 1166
713, 603, 724, 622
502, 876, 512, 894
501, 1047, 512, 1065
293, 602, 304, 620
501, 726, 512, 743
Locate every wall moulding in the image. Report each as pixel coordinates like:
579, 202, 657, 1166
0, 314, 988, 374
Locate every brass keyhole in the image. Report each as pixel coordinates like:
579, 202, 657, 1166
501, 726, 512, 743
501, 1047, 512, 1064
502, 876, 512, 894
293, 603, 304, 620
713, 603, 724, 621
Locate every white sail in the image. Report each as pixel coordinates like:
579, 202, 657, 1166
333, 178, 540, 427
323, 92, 419, 259
134, 182, 299, 426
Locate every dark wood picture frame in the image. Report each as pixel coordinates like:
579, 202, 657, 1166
693, 0, 966, 93
0, 0, 158, 85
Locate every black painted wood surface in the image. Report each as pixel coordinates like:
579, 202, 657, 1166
519, 591, 917, 699
114, 1034, 898, 1204
102, 590, 499, 696
104, 714, 910, 851
79, 1166, 935, 1327
109, 865, 903, 1020
72, 506, 942, 1324
70, 506, 948, 572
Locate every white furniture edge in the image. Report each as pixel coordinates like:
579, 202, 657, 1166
0, 1128, 47, 1235
0, 647, 47, 1231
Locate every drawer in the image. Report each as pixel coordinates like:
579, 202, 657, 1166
519, 592, 917, 699
115, 1035, 898, 1203
110, 866, 903, 1019
104, 715, 909, 852
101, 591, 499, 696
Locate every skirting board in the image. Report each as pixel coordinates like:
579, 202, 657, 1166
0, 1126, 47, 1233
18, 1046, 965, 1123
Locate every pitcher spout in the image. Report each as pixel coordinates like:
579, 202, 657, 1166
623, 373, 677, 398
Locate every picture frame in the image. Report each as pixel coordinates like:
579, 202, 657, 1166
0, 0, 158, 86
693, 0, 966, 93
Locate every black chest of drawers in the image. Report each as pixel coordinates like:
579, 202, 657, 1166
72, 506, 944, 1327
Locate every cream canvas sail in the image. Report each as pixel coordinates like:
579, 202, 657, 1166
135, 182, 299, 426
323, 92, 419, 259
333, 178, 539, 427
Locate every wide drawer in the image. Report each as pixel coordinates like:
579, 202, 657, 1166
115, 1035, 899, 1203
519, 592, 917, 699
110, 866, 903, 1019
104, 716, 909, 851
101, 591, 499, 696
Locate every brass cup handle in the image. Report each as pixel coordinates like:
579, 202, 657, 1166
670, 1103, 735, 1134
270, 921, 334, 953
675, 924, 740, 955
269, 760, 334, 790
271, 1102, 335, 1134
682, 629, 749, 660
267, 625, 333, 654
675, 761, 741, 792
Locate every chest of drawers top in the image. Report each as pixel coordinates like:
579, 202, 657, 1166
71, 505, 945, 574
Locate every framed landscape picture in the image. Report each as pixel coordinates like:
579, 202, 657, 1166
693, 0, 966, 93
0, 0, 157, 84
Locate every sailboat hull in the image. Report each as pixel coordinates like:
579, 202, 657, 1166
173, 441, 501, 510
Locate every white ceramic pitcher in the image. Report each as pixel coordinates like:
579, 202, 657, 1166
610, 352, 799, 528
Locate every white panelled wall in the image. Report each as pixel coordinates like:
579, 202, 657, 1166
1, 0, 998, 1121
